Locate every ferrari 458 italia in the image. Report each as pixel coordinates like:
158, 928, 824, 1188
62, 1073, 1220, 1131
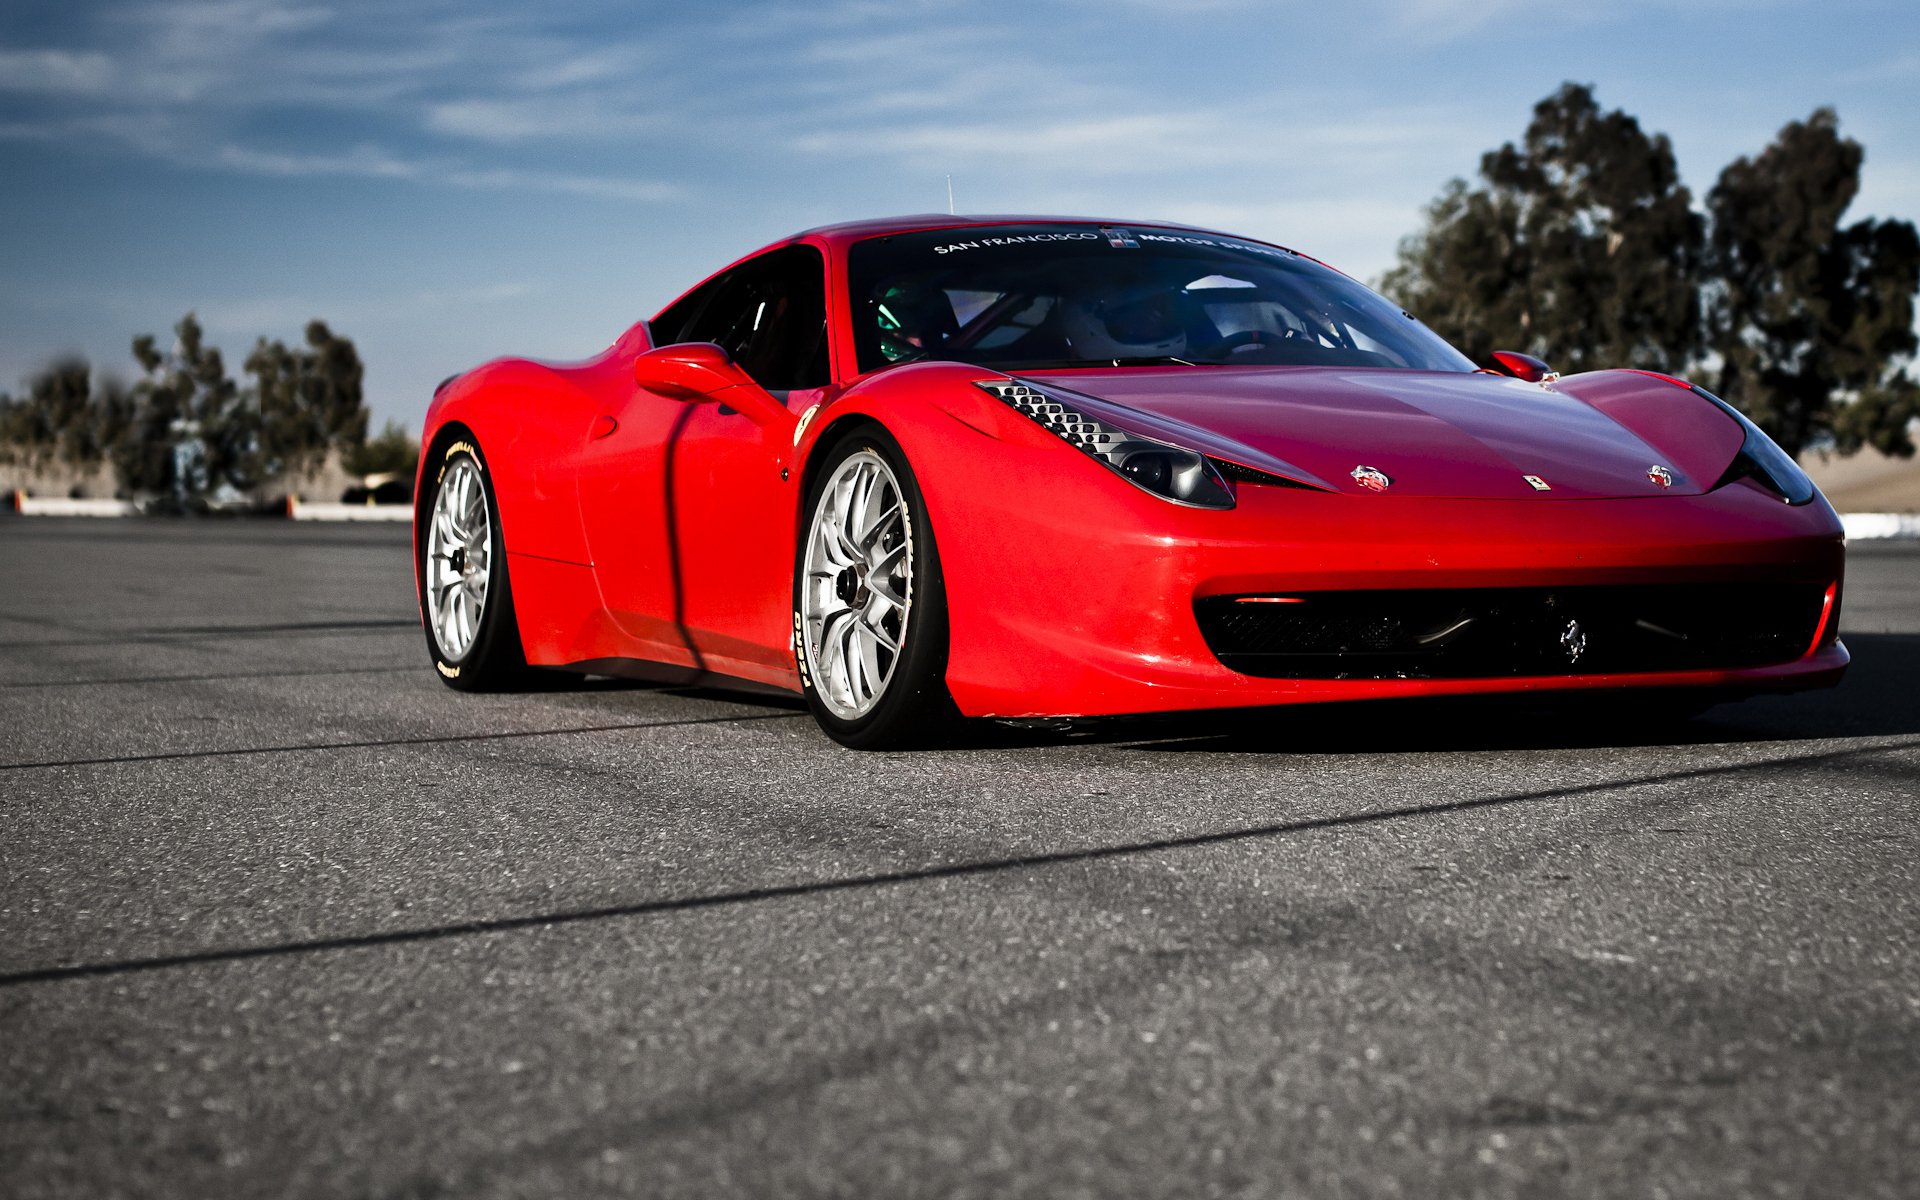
415, 215, 1846, 748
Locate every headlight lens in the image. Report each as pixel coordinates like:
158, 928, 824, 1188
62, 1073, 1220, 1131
1695, 386, 1816, 506
977, 379, 1235, 508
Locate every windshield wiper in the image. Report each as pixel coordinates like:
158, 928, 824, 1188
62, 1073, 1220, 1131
879, 353, 1216, 373
992, 355, 1210, 370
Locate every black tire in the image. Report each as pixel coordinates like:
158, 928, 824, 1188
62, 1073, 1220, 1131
792, 426, 960, 749
417, 431, 537, 692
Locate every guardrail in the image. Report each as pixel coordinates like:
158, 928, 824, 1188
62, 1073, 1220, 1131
1841, 512, 1920, 540
8, 490, 413, 521
10, 492, 139, 517
285, 497, 413, 522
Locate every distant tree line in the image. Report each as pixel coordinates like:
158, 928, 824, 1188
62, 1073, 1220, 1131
1383, 84, 1920, 458
0, 313, 418, 503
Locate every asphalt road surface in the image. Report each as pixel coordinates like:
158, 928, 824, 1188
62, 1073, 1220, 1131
2, 518, 1916, 1199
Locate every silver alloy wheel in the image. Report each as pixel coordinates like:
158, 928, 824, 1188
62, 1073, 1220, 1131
425, 456, 492, 661
801, 449, 913, 721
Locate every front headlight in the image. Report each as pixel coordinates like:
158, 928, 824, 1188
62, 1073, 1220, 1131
977, 379, 1235, 509
1695, 386, 1816, 506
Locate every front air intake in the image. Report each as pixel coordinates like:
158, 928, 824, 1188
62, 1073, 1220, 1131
1195, 582, 1831, 679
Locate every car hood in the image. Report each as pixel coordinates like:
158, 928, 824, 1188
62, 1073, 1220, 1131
1023, 366, 1711, 499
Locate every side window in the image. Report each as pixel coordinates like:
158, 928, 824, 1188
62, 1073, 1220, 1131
649, 274, 721, 347
669, 244, 829, 391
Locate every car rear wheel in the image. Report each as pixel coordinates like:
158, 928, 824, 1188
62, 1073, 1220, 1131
419, 433, 535, 691
794, 428, 958, 749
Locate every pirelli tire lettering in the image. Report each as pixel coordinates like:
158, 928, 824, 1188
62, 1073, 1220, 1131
437, 440, 478, 487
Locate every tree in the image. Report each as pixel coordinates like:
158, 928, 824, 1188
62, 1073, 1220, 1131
0, 360, 129, 483
3, 314, 374, 501
1380, 178, 1530, 368
343, 419, 420, 478
245, 320, 368, 479
1706, 109, 1920, 456
116, 313, 370, 500
7, 360, 91, 472
126, 313, 244, 499
1382, 84, 1704, 374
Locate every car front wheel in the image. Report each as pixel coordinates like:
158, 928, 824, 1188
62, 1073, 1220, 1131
419, 432, 535, 690
793, 427, 958, 749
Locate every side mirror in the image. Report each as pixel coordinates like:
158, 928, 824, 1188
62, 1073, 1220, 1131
632, 342, 795, 430
1487, 350, 1559, 383
633, 342, 752, 400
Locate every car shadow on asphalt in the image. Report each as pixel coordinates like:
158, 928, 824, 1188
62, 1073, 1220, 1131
517, 674, 812, 711
506, 633, 1920, 755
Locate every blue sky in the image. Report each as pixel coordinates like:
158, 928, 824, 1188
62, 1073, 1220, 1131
3, 0, 1917, 430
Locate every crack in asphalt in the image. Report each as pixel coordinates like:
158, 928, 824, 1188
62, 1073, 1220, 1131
0, 711, 805, 772
0, 665, 417, 690
0, 617, 419, 649
4, 735, 1912, 988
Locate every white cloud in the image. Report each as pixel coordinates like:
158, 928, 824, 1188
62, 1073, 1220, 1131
101, 0, 339, 102
795, 92, 1482, 190
214, 142, 676, 200
1136, 197, 1435, 279
1387, 0, 1546, 41
1842, 51, 1920, 84
0, 119, 59, 142
215, 143, 419, 179
509, 46, 642, 92
795, 112, 1260, 174
0, 111, 189, 150
195, 281, 539, 335
443, 167, 676, 202
425, 97, 664, 144
0, 49, 116, 96
1381, 0, 1789, 43
130, 0, 334, 49
0, 1, 701, 206
1068, 0, 1260, 10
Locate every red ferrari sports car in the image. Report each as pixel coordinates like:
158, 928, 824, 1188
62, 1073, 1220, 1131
414, 214, 1846, 748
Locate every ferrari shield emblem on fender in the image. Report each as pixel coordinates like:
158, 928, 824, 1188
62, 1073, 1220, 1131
1523, 475, 1551, 491
1648, 464, 1675, 488
1351, 465, 1392, 492
1560, 618, 1588, 664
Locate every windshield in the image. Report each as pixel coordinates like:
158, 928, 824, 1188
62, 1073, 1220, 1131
847, 223, 1476, 376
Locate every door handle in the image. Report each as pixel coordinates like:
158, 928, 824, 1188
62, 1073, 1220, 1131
590, 414, 619, 441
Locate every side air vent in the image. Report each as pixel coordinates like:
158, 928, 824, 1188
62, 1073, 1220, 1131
1210, 459, 1319, 490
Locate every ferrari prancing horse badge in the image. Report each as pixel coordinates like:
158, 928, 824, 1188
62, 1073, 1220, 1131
1351, 465, 1392, 492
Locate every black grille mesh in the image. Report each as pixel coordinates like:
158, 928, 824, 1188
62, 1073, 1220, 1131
1194, 583, 1829, 679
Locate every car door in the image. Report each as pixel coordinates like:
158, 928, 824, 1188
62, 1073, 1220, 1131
666, 244, 830, 682
577, 243, 828, 682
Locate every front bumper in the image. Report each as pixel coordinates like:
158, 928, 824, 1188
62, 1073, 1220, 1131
922, 458, 1848, 718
